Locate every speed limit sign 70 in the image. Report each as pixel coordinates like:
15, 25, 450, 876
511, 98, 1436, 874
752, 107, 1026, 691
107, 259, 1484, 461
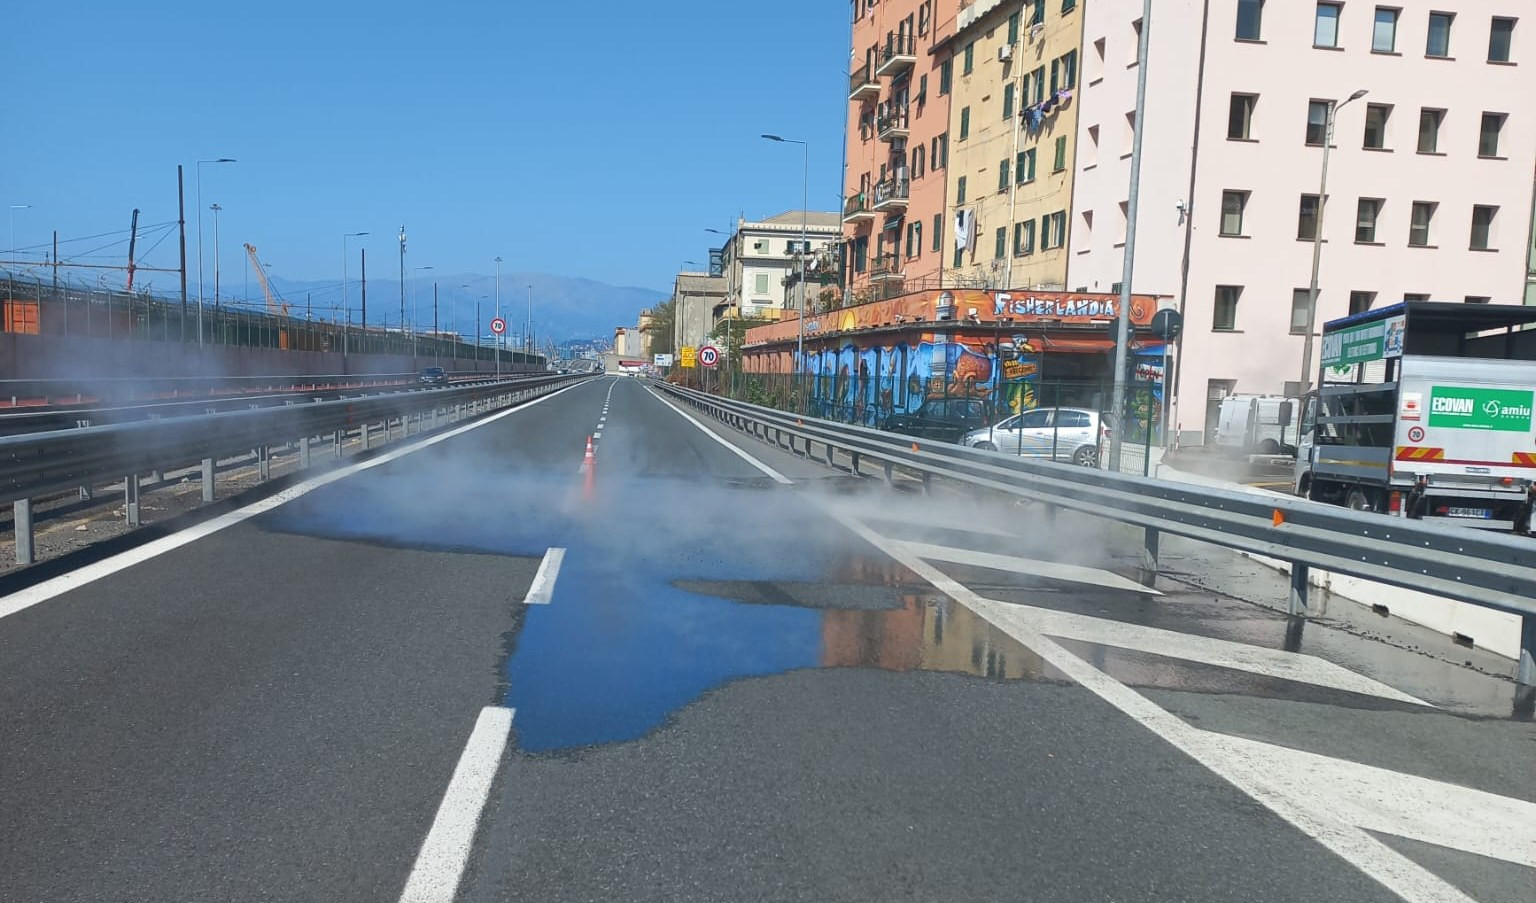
698, 345, 720, 368
490, 317, 507, 335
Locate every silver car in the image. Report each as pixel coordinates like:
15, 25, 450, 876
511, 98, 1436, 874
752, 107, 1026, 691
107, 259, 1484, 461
960, 407, 1111, 467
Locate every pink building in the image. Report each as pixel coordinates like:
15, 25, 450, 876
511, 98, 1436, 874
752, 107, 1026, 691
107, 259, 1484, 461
1068, 0, 1534, 441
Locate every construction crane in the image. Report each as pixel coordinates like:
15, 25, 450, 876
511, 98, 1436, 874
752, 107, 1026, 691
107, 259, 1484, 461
243, 243, 289, 316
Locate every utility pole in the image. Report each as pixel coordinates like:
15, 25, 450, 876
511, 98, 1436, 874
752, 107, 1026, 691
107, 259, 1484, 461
526, 284, 533, 355
1108, 0, 1152, 473
398, 225, 407, 333
494, 256, 503, 377
360, 248, 367, 331
177, 165, 187, 342
209, 204, 222, 312
433, 281, 440, 365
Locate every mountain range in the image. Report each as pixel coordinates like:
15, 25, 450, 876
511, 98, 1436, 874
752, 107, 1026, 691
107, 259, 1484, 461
263, 271, 666, 343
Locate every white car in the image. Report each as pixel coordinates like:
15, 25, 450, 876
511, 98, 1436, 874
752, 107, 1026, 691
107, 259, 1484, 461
960, 407, 1112, 467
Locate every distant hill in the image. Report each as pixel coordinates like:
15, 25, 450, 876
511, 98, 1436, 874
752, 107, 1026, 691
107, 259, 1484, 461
266, 271, 664, 344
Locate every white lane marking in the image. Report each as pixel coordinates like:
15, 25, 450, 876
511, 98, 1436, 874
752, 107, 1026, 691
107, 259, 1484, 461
0, 380, 591, 622
861, 513, 1018, 539
892, 540, 1161, 596
398, 706, 514, 903
663, 401, 1485, 903
592, 430, 602, 439
646, 387, 793, 484
522, 548, 565, 605
980, 597, 1429, 706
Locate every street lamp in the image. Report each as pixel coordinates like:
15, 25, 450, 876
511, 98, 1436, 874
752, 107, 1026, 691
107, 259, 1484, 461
762, 134, 810, 396
195, 158, 236, 345
8, 204, 30, 256
1297, 88, 1369, 398
342, 231, 368, 352
526, 283, 533, 356
209, 204, 223, 314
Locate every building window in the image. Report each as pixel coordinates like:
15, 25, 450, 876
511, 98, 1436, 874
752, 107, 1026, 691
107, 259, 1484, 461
1017, 148, 1037, 183
1236, 0, 1263, 40
1403, 293, 1431, 302
1349, 291, 1376, 314
939, 58, 953, 94
995, 227, 1007, 259
1479, 112, 1505, 157
1417, 108, 1444, 153
1409, 201, 1436, 246
1489, 17, 1515, 63
1012, 221, 1026, 256
1053, 136, 1068, 171
1008, 10, 1021, 45
932, 214, 942, 252
1082, 126, 1098, 167
1470, 205, 1498, 249
1041, 211, 1066, 249
1124, 111, 1136, 154
998, 158, 1011, 191
1062, 50, 1078, 88
1062, 0, 1075, 10
964, 41, 975, 74
1079, 210, 1094, 247
1117, 200, 1129, 244
1363, 103, 1391, 149
954, 245, 964, 268
1373, 7, 1399, 53
956, 176, 967, 205
1427, 12, 1454, 57
1090, 37, 1106, 82
1306, 100, 1330, 145
1291, 289, 1313, 334
1050, 58, 1060, 95
1298, 194, 1321, 240
935, 133, 949, 169
911, 221, 924, 258
1031, 0, 1045, 27
1466, 295, 1491, 304
913, 144, 926, 178
854, 236, 868, 272
1228, 93, 1257, 140
755, 273, 770, 293
1030, 65, 1045, 103
1220, 190, 1249, 236
1356, 198, 1383, 242
1019, 220, 1036, 255
1003, 83, 1015, 119
1315, 3, 1341, 47
959, 106, 970, 140
1213, 286, 1241, 330
1130, 19, 1143, 64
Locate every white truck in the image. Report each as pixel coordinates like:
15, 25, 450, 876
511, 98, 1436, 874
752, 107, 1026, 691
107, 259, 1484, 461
1214, 394, 1299, 457
1292, 301, 1536, 532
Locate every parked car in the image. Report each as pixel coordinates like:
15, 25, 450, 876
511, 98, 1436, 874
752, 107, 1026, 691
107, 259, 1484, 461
417, 366, 447, 386
882, 398, 990, 443
960, 407, 1113, 467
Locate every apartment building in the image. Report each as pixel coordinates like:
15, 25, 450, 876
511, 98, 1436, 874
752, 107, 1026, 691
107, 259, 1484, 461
942, 0, 1084, 291
844, 0, 959, 301
717, 211, 842, 319
1069, 0, 1534, 441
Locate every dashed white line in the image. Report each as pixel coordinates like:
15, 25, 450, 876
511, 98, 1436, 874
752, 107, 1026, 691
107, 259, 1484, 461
521, 548, 565, 605
398, 706, 514, 903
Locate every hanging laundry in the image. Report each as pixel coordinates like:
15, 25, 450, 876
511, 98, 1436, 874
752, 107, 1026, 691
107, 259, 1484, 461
1041, 96, 1057, 114
955, 209, 973, 251
1028, 108, 1045, 131
1056, 88, 1074, 102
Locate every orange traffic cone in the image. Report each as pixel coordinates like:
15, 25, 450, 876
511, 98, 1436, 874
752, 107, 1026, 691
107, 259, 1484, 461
582, 435, 596, 498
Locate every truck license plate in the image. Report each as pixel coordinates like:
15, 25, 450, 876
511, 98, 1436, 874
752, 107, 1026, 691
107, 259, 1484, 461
1446, 507, 1493, 519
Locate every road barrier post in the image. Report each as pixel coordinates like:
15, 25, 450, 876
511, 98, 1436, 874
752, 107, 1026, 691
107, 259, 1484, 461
124, 474, 140, 527
13, 499, 34, 566
300, 436, 311, 469
258, 446, 271, 480
1289, 563, 1310, 616
201, 458, 215, 502
1142, 527, 1160, 574
1519, 615, 1535, 686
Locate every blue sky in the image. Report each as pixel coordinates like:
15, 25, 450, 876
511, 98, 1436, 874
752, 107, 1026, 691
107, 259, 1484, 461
4, 0, 848, 298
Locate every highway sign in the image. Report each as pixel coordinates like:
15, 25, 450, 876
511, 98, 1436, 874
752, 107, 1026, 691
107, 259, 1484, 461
679, 346, 698, 368
654, 353, 675, 367
490, 317, 507, 335
698, 345, 720, 368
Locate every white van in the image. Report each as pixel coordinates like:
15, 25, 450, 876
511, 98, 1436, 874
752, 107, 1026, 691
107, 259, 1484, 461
1213, 394, 1298, 456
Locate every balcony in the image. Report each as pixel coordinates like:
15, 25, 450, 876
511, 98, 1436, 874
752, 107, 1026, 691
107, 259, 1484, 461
875, 33, 917, 77
843, 192, 876, 224
870, 254, 904, 282
871, 177, 909, 213
876, 105, 910, 142
848, 63, 880, 102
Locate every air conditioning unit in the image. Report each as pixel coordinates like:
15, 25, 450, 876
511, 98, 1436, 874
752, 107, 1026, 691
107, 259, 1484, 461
998, 45, 1013, 61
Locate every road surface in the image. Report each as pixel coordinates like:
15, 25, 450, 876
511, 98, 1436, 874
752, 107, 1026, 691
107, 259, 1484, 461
1, 376, 1531, 902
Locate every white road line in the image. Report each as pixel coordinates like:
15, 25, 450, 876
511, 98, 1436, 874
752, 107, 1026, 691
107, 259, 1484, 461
646, 387, 793, 484
397, 706, 514, 903
592, 430, 602, 439
0, 380, 591, 623
521, 548, 565, 605
662, 400, 1485, 903
891, 540, 1161, 596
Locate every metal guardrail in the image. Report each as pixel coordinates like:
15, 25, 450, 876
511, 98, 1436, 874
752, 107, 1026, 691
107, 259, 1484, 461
2, 373, 592, 565
0, 369, 547, 408
657, 383, 1536, 685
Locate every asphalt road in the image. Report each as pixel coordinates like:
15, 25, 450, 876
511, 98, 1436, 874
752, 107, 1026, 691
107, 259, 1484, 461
0, 375, 1530, 903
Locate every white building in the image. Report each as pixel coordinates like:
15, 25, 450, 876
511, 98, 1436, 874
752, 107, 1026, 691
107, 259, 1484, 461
1069, 0, 1534, 441
717, 211, 843, 318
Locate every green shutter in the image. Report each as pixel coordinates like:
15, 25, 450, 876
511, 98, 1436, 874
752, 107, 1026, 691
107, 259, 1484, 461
957, 176, 967, 204
1003, 83, 1014, 119
1032, 0, 1045, 26
1054, 136, 1066, 171
939, 59, 952, 94
995, 227, 1007, 260
1064, 50, 1077, 88
998, 159, 1010, 191
1008, 12, 1020, 45
960, 106, 970, 140
1050, 59, 1059, 94
1033, 66, 1045, 103
964, 42, 974, 74
932, 214, 942, 252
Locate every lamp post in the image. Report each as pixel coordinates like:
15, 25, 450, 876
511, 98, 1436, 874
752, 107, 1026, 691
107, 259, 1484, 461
209, 204, 223, 317
1297, 88, 1369, 398
494, 256, 503, 377
195, 158, 236, 345
526, 284, 533, 356
7, 204, 29, 256
342, 231, 368, 357
762, 134, 809, 404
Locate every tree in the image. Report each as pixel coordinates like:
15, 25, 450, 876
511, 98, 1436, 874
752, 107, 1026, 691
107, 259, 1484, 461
648, 299, 677, 356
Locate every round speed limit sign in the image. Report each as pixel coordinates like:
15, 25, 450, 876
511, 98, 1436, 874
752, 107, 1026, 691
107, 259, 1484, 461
698, 345, 720, 368
490, 317, 507, 335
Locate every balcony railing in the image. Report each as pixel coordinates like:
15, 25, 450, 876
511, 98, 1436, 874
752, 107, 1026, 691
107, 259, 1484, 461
843, 192, 875, 223
848, 63, 880, 101
870, 254, 904, 281
876, 105, 910, 141
871, 178, 910, 212
875, 32, 917, 77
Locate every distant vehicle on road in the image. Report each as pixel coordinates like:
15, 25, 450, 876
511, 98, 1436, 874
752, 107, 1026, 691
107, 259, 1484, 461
961, 407, 1112, 467
882, 397, 989, 443
417, 366, 447, 386
1213, 394, 1298, 456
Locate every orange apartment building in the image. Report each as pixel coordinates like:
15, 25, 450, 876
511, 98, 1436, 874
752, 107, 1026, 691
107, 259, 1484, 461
844, 0, 960, 302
